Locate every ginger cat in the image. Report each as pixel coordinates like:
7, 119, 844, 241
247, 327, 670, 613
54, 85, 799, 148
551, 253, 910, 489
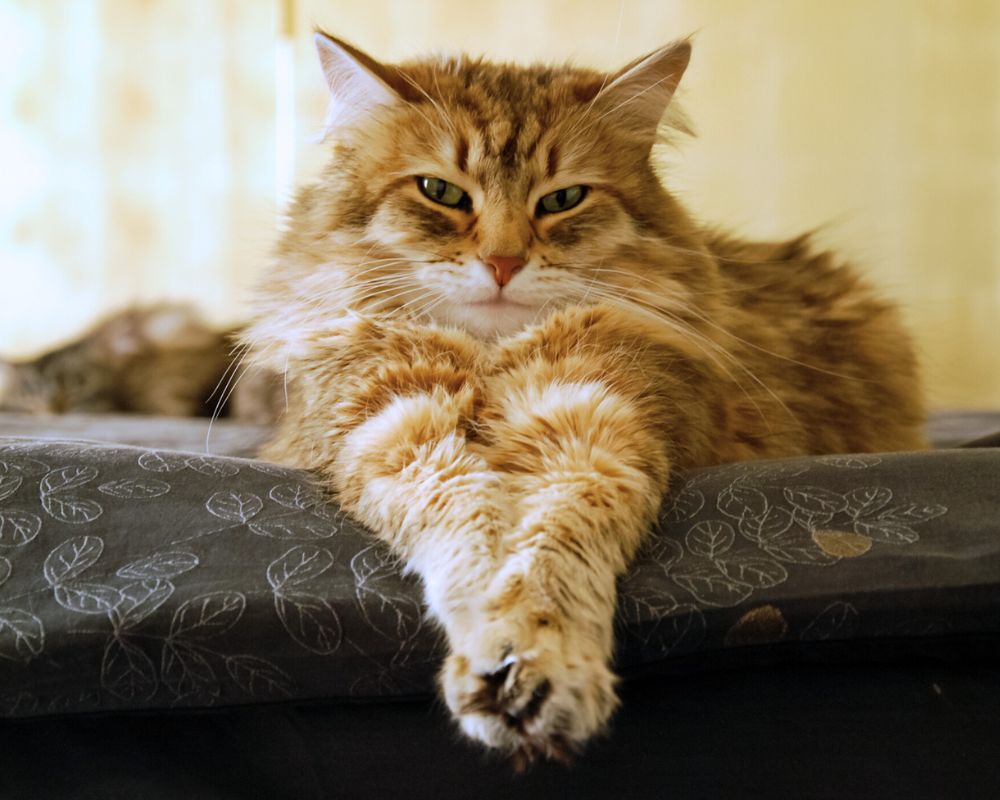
246, 31, 924, 766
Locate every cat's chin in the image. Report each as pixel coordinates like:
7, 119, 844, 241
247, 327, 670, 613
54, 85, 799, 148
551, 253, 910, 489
433, 298, 542, 339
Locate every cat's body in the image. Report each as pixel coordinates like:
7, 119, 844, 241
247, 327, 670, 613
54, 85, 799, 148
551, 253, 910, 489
0, 304, 280, 423
247, 33, 924, 765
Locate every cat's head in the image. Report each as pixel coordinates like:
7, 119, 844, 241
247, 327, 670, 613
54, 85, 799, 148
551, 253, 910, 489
271, 33, 703, 343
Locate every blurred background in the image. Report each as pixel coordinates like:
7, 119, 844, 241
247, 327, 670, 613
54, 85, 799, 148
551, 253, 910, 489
1, 0, 998, 408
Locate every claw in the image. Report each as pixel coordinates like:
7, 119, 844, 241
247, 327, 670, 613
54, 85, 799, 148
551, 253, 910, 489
511, 679, 551, 722
484, 659, 513, 688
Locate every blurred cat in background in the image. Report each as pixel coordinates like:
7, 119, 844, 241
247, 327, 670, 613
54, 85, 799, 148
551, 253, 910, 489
0, 304, 278, 423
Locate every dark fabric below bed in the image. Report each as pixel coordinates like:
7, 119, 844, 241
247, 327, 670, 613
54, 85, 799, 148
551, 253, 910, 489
4, 661, 999, 799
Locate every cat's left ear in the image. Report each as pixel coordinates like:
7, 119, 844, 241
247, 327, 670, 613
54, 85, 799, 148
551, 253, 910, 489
314, 30, 403, 139
597, 39, 691, 143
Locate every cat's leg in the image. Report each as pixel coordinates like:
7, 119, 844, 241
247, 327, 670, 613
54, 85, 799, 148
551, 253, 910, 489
264, 315, 510, 639
442, 307, 679, 763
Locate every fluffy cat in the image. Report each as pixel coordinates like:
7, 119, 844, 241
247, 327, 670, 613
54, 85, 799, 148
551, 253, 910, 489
0, 305, 279, 423
246, 31, 925, 765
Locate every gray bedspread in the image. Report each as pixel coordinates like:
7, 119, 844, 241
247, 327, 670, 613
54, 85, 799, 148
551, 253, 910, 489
1, 426, 998, 720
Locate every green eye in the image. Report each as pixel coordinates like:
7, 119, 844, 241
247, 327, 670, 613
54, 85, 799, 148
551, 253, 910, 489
417, 176, 470, 210
537, 185, 588, 215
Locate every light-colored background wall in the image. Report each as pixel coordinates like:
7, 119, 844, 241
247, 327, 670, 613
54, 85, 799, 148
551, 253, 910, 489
2, 0, 998, 409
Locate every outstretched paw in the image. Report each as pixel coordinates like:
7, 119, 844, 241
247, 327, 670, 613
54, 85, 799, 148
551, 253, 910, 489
441, 612, 618, 768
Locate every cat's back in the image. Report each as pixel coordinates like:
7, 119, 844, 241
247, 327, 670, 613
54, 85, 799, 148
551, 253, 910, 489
703, 231, 926, 453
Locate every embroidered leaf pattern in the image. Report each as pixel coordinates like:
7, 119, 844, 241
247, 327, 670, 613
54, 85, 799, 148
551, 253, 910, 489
685, 520, 735, 559
617, 585, 706, 655
53, 583, 120, 615
249, 517, 336, 540
268, 483, 319, 511
352, 546, 423, 642
43, 536, 104, 585
205, 491, 262, 523
40, 495, 103, 524
671, 565, 753, 607
98, 478, 170, 499
0, 608, 44, 663
138, 451, 189, 473
117, 552, 198, 581
274, 591, 343, 655
0, 471, 23, 502
0, 439, 967, 721
717, 483, 768, 521
0, 511, 41, 546
161, 640, 218, 700
185, 457, 239, 477
267, 546, 334, 590
224, 654, 294, 698
801, 601, 860, 641
40, 466, 97, 496
113, 579, 174, 630
715, 557, 788, 589
170, 592, 245, 639
101, 637, 157, 701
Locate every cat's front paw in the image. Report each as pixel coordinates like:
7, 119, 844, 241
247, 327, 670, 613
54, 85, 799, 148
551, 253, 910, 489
440, 612, 619, 768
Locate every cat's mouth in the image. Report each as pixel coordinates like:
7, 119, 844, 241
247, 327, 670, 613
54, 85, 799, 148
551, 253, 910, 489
468, 297, 533, 309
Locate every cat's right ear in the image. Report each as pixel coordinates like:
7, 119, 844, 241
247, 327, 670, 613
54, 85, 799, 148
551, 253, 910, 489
314, 31, 401, 139
595, 39, 692, 145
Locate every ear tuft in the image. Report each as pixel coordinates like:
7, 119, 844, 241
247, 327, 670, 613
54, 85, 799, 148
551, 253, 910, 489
314, 31, 399, 139
597, 39, 692, 144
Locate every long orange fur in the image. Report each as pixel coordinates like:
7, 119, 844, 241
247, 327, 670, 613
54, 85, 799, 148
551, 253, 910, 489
246, 32, 924, 764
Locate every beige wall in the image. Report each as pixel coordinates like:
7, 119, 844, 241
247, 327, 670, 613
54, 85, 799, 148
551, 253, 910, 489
2, 0, 999, 409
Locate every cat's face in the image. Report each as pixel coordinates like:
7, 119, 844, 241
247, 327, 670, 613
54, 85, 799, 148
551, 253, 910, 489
279, 34, 695, 341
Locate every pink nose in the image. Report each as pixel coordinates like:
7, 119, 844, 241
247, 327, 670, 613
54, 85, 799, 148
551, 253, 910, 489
482, 254, 525, 288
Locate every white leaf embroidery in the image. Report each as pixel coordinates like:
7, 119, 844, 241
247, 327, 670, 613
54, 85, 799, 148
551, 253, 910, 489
161, 640, 218, 700
662, 489, 704, 523
274, 591, 343, 655
738, 505, 794, 544
101, 636, 157, 700
113, 579, 175, 630
764, 539, 840, 566
671, 565, 753, 607
224, 654, 294, 697
801, 601, 860, 641
205, 490, 262, 523
170, 592, 245, 639
844, 486, 893, 518
39, 465, 97, 495
0, 471, 22, 502
138, 451, 189, 473
267, 546, 334, 590
98, 478, 171, 499
53, 583, 121, 615
715, 556, 788, 589
0, 607, 44, 663
43, 536, 104, 585
783, 486, 847, 516
717, 483, 768, 521
268, 483, 319, 510
249, 517, 336, 540
351, 546, 423, 642
685, 520, 735, 559
40, 494, 103, 524
818, 455, 882, 469
117, 551, 198, 581
0, 510, 41, 546
185, 457, 239, 477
